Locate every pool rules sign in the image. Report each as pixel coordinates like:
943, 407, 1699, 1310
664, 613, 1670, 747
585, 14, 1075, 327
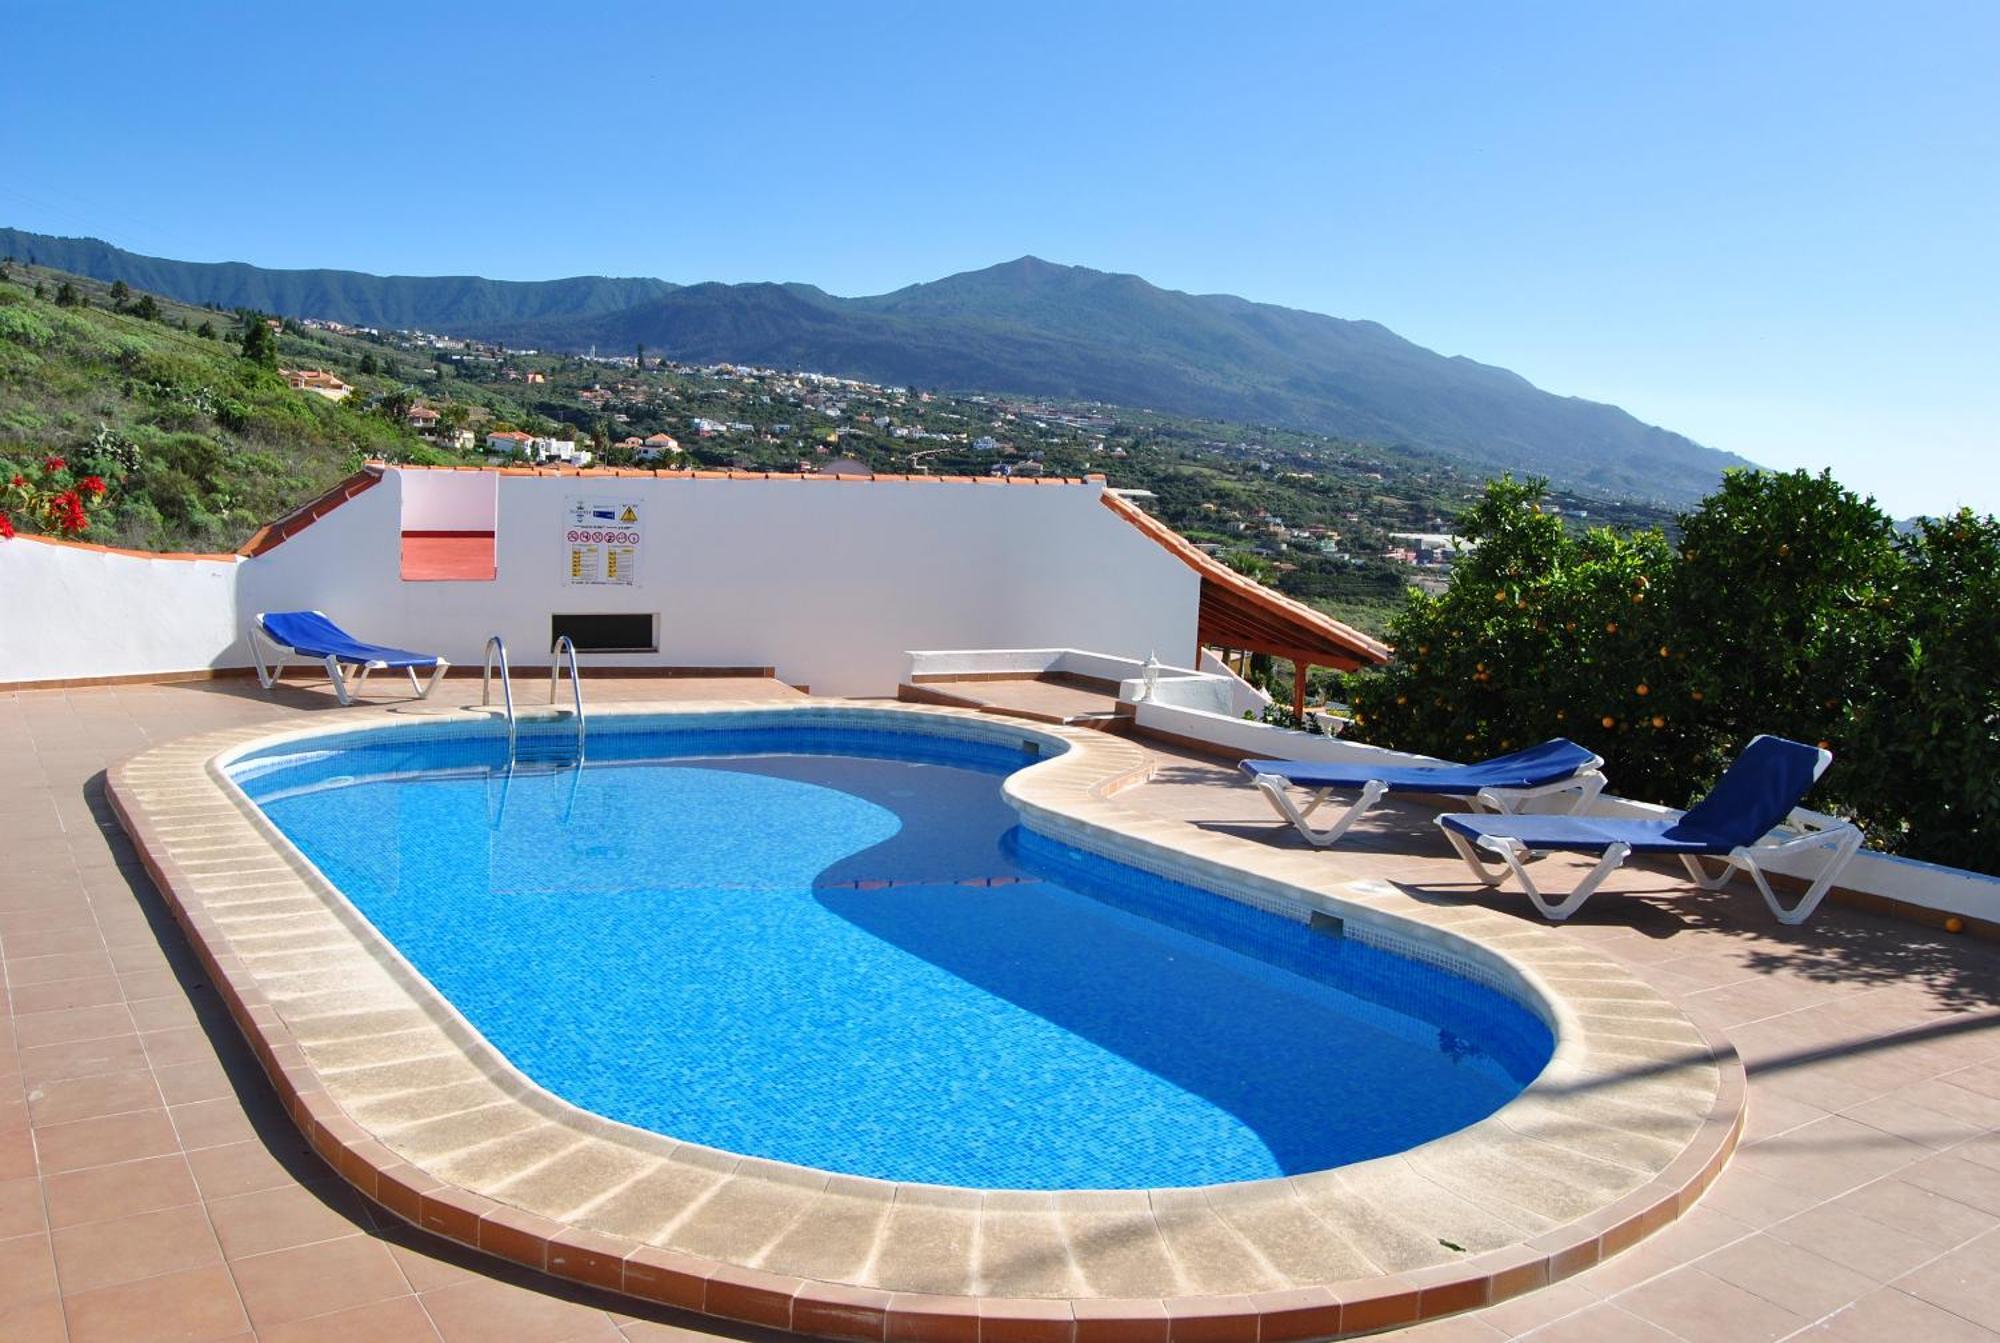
564, 497, 643, 586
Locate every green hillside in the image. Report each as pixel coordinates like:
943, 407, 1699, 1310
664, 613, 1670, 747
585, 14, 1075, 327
0, 263, 470, 552
1, 229, 1752, 506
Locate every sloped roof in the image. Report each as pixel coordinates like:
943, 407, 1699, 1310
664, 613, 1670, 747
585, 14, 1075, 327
1100, 491, 1391, 669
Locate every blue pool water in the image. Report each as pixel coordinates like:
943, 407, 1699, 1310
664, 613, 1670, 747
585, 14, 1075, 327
230, 721, 1553, 1189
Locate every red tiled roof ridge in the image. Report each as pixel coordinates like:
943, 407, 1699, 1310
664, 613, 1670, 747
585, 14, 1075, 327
237, 465, 385, 557
1100, 490, 1392, 665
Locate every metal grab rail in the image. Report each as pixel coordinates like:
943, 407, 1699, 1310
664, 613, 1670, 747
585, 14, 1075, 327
550, 635, 586, 763
482, 635, 516, 758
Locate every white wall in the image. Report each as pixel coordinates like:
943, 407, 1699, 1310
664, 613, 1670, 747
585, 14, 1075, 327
0, 538, 242, 681
231, 471, 1200, 696
399, 470, 497, 532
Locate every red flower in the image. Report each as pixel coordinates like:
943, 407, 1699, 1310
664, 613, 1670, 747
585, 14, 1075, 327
0, 511, 13, 540
81, 475, 107, 497
44, 489, 87, 536
42, 455, 66, 473
8, 474, 23, 488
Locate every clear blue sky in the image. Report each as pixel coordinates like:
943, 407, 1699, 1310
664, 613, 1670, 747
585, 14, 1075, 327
5, 2, 1994, 515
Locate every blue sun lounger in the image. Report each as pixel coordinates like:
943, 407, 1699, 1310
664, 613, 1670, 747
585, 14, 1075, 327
249, 609, 449, 707
1436, 735, 1863, 923
1240, 737, 1607, 847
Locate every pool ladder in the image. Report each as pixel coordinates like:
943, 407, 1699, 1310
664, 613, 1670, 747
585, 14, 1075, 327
482, 635, 586, 770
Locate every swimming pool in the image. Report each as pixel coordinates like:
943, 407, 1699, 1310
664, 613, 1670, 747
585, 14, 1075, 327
228, 717, 1554, 1190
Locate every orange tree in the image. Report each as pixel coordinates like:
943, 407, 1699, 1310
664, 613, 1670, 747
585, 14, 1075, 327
1842, 511, 2000, 871
1347, 470, 1911, 812
1344, 476, 1693, 800
1665, 469, 1903, 805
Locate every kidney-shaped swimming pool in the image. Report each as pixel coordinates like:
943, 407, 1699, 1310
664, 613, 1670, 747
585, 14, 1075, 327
226, 718, 1553, 1190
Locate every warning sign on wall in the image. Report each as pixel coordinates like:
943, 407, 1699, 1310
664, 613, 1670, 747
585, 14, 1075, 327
563, 497, 642, 586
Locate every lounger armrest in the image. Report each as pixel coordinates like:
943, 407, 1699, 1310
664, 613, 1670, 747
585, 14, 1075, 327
1753, 809, 1861, 849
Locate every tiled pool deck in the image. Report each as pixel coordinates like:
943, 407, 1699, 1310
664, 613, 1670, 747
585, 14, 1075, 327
3, 680, 1999, 1341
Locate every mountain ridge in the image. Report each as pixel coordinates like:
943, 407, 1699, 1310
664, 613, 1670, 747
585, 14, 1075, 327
0, 227, 1752, 503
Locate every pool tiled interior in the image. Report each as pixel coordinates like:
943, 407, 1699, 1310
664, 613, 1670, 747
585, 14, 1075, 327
3, 678, 2000, 1341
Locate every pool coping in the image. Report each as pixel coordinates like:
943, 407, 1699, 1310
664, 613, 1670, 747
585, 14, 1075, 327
106, 698, 1744, 1342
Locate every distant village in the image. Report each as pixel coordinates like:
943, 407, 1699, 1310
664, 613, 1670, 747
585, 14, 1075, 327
269, 315, 1643, 614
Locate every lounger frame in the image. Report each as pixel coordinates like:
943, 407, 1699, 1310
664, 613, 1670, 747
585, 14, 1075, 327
1441, 806, 1865, 924
1254, 764, 1607, 848
249, 617, 450, 708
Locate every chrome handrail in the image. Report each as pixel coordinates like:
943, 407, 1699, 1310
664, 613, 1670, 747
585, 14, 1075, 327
482, 635, 516, 758
550, 635, 585, 763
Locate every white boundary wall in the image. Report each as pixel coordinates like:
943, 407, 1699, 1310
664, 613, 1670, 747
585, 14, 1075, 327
1, 470, 1200, 698
0, 538, 243, 681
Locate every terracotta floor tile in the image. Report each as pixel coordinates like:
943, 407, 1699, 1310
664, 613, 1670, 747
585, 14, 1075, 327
187, 1138, 313, 1202
18, 1031, 149, 1084
24, 1066, 162, 1125
420, 1275, 625, 1342
1814, 1285, 2000, 1342
7, 975, 126, 1016
151, 1057, 237, 1107
44, 1152, 200, 1228
0, 1177, 47, 1240
143, 1025, 224, 1069
32, 1106, 180, 1173
169, 1096, 261, 1152
1823, 1176, 1999, 1249
5, 949, 119, 987
1696, 1231, 1883, 1319
50, 1202, 222, 1294
1488, 1301, 1679, 1341
230, 1233, 414, 1331
0, 1295, 68, 1343
1614, 1265, 1808, 1342
1768, 1202, 1946, 1283
1891, 1235, 2000, 1333
0, 1130, 33, 1183
208, 1181, 373, 1260
62, 1262, 249, 1343
258, 1294, 446, 1342
12, 1002, 133, 1051
0, 1231, 58, 1311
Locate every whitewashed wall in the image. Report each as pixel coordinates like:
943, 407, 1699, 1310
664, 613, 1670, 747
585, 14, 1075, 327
0, 538, 242, 681
0, 470, 1199, 698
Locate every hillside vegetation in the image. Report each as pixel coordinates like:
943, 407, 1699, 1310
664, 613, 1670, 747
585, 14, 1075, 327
3, 229, 1751, 506
0, 263, 463, 551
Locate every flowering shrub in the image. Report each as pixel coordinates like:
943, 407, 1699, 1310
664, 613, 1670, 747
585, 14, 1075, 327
1, 454, 112, 540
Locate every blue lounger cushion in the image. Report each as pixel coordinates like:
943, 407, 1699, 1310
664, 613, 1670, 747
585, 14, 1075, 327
1240, 737, 1600, 794
1434, 735, 1862, 924
1440, 812, 1725, 854
1437, 734, 1830, 856
259, 611, 440, 669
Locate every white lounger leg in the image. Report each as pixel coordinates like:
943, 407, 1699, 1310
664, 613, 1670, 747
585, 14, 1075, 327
1735, 826, 1865, 925
1678, 826, 1863, 924
1439, 819, 1632, 920
1499, 840, 1633, 920
418, 659, 449, 699
249, 626, 286, 691
1441, 824, 1509, 886
322, 655, 354, 707
1255, 776, 1390, 847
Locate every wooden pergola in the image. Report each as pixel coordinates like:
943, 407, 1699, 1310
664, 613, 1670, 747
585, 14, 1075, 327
1101, 492, 1391, 719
